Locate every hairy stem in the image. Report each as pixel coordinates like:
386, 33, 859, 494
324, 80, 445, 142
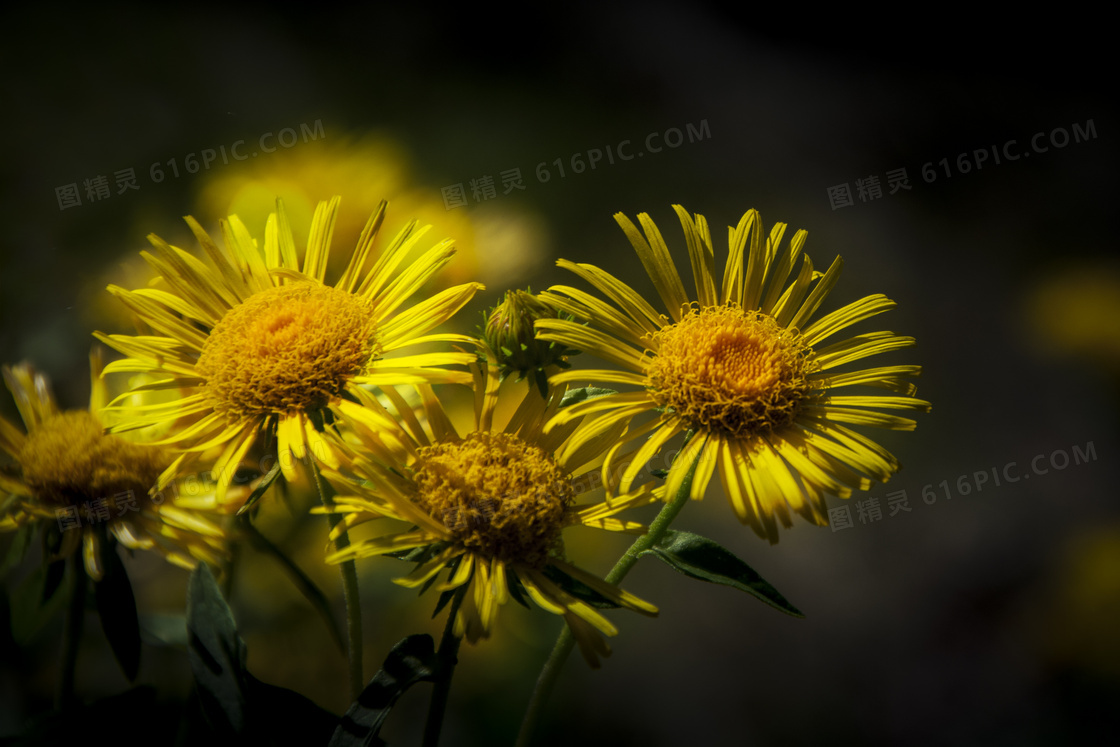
514, 454, 699, 747
422, 591, 464, 747
56, 554, 86, 710
311, 458, 364, 700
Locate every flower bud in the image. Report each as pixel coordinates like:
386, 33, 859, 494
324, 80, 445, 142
481, 289, 576, 395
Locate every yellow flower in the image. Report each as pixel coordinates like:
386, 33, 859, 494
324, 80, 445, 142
317, 348, 659, 668
95, 196, 483, 507
536, 206, 931, 543
193, 134, 482, 288
0, 351, 227, 580
1025, 261, 1120, 369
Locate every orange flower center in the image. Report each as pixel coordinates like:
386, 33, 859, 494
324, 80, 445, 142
646, 305, 815, 435
18, 411, 168, 507
196, 282, 378, 416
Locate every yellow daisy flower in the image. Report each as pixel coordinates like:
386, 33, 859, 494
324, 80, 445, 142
318, 349, 659, 668
0, 351, 227, 580
94, 196, 483, 507
536, 206, 931, 543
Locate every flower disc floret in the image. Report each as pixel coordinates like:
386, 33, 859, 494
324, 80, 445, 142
17, 410, 167, 508
196, 282, 379, 416
647, 305, 816, 436
413, 432, 574, 567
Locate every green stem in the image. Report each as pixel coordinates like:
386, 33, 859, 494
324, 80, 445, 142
240, 517, 346, 653
514, 455, 699, 747
422, 591, 464, 747
310, 458, 364, 700
56, 553, 86, 711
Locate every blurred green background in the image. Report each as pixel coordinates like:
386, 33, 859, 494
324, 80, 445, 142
1, 5, 1117, 746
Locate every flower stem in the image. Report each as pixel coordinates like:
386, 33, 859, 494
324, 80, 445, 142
514, 454, 700, 747
56, 553, 86, 711
422, 591, 464, 747
310, 458, 364, 700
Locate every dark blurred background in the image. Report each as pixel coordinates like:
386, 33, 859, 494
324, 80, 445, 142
1, 5, 1117, 746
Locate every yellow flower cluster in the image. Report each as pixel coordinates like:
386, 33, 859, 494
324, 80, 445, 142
3, 196, 927, 670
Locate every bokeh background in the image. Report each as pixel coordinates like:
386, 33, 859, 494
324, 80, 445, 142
1, 5, 1117, 746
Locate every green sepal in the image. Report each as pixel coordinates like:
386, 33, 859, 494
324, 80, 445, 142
504, 567, 532, 610
649, 468, 669, 479
431, 587, 459, 619
236, 459, 283, 516
640, 530, 804, 617
540, 564, 620, 609
559, 387, 617, 408
328, 634, 440, 747
305, 406, 333, 433
94, 537, 142, 681
428, 555, 463, 616
395, 541, 447, 564
533, 368, 550, 399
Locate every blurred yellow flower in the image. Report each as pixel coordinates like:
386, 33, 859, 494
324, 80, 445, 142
0, 350, 227, 580
1040, 525, 1120, 676
194, 135, 484, 287
1025, 262, 1120, 368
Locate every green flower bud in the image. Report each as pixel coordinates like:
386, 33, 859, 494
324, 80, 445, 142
481, 289, 577, 396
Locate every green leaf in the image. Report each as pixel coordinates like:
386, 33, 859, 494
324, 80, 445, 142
243, 672, 339, 745
236, 459, 282, 516
186, 563, 249, 735
182, 564, 337, 745
1, 523, 35, 576
558, 387, 617, 408
139, 612, 188, 647
94, 541, 142, 681
540, 564, 620, 609
328, 634, 439, 747
641, 530, 804, 617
